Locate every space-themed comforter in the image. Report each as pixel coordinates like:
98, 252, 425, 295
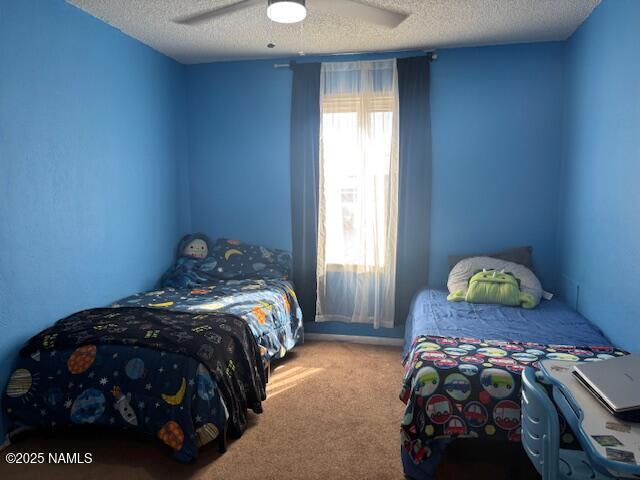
160, 238, 292, 289
4, 307, 266, 462
113, 278, 303, 362
400, 335, 628, 465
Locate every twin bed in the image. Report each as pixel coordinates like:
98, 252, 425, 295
400, 288, 624, 479
3, 238, 303, 462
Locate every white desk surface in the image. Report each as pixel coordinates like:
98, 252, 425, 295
540, 359, 640, 477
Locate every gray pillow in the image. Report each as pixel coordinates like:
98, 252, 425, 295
448, 246, 533, 272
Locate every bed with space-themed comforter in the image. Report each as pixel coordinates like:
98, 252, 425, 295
4, 307, 265, 462
112, 278, 303, 363
3, 278, 302, 462
400, 288, 626, 479
3, 234, 303, 462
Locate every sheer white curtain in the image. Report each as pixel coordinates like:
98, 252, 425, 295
316, 59, 399, 328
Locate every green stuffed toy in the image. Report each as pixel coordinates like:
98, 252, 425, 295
447, 269, 535, 309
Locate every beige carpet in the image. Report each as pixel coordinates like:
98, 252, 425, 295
1, 341, 406, 480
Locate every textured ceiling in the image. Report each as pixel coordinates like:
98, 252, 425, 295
67, 0, 600, 64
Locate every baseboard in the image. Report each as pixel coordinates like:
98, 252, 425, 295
304, 332, 403, 347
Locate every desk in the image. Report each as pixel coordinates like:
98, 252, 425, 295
540, 359, 640, 478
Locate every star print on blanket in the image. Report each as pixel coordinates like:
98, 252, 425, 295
114, 278, 303, 363
400, 335, 627, 463
8, 307, 265, 461
5, 343, 228, 462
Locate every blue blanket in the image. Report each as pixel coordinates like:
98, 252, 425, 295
6, 341, 230, 462
159, 239, 292, 288
113, 278, 303, 363
404, 289, 611, 356
159, 256, 220, 288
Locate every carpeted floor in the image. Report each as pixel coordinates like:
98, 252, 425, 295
1, 341, 406, 480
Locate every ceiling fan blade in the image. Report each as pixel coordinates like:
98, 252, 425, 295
174, 0, 262, 25
314, 0, 408, 28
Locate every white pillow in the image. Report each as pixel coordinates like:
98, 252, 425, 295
447, 256, 543, 307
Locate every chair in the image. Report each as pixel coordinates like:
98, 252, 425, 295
521, 367, 613, 480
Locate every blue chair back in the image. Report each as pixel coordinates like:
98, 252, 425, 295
521, 367, 560, 480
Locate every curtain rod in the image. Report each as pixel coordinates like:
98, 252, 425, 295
273, 51, 438, 69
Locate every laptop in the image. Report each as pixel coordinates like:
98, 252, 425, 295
573, 353, 640, 422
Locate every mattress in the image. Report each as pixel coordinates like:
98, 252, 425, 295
403, 288, 610, 356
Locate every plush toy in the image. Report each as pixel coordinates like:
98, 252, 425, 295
447, 256, 543, 308
159, 234, 214, 288
448, 269, 535, 309
177, 234, 211, 260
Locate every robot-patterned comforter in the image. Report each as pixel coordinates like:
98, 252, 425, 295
400, 335, 627, 464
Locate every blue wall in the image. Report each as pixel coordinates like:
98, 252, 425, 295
186, 60, 293, 250
185, 43, 566, 291
429, 43, 565, 289
557, 0, 640, 351
185, 51, 418, 252
0, 0, 188, 436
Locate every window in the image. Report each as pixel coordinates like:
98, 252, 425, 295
320, 93, 395, 268
315, 59, 399, 327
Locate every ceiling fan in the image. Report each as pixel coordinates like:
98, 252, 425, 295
174, 0, 409, 29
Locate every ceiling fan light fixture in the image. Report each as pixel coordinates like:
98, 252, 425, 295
267, 0, 306, 24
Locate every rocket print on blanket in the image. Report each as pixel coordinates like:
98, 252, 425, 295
400, 335, 628, 464
111, 386, 138, 426
4, 342, 229, 462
